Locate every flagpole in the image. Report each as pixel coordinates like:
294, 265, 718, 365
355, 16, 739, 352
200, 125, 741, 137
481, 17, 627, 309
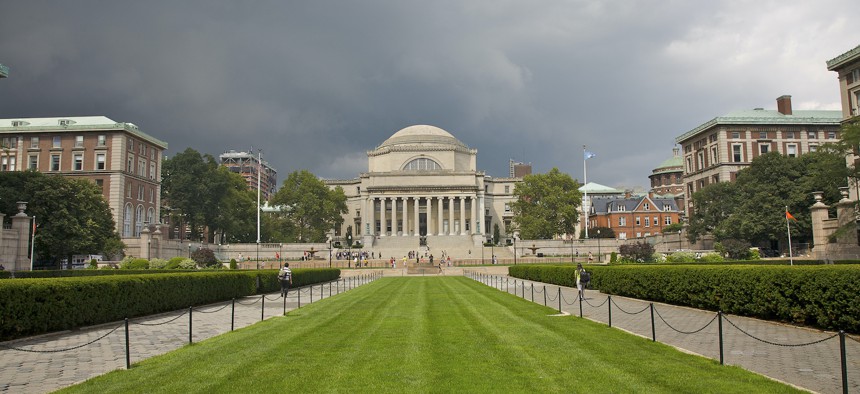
786, 206, 793, 266
30, 216, 36, 271
583, 145, 589, 239
257, 150, 262, 263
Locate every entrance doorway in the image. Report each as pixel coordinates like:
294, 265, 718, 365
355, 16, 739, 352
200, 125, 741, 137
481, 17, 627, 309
419, 213, 427, 236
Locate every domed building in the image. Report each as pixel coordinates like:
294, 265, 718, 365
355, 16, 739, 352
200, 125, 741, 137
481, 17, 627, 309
326, 125, 520, 253
649, 147, 685, 216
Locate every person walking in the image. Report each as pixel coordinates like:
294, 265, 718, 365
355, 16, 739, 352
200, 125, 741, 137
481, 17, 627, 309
278, 262, 293, 298
575, 263, 586, 300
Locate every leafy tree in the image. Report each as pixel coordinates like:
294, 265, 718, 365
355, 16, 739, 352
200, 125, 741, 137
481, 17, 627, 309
511, 168, 582, 239
191, 247, 220, 268
661, 223, 683, 234
493, 223, 501, 245
161, 149, 257, 243
716, 239, 753, 260
0, 171, 120, 268
619, 241, 655, 262
580, 226, 614, 239
270, 170, 348, 242
687, 182, 739, 242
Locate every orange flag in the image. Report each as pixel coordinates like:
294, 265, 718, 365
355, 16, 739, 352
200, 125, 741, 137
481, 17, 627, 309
786, 211, 796, 221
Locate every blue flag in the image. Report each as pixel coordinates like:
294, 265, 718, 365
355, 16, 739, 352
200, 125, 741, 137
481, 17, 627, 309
584, 151, 596, 160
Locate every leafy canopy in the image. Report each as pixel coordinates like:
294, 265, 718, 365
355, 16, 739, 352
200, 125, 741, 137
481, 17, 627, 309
511, 168, 582, 239
270, 170, 347, 242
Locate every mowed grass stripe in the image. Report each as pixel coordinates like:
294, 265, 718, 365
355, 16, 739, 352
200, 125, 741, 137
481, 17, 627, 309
60, 277, 800, 393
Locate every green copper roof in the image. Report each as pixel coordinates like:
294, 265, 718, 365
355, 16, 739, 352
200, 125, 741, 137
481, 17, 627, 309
827, 44, 860, 70
0, 64, 8, 78
656, 155, 682, 170
675, 108, 841, 144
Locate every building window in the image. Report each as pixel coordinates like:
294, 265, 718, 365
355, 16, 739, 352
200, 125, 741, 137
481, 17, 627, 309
827, 131, 836, 139
138, 159, 146, 176
127, 183, 132, 198
1, 157, 6, 171
732, 145, 743, 162
75, 136, 84, 148
98, 135, 106, 146
785, 131, 795, 139
123, 204, 132, 237
150, 188, 155, 203
635, 216, 641, 226
686, 158, 692, 173
665, 216, 672, 225
28, 154, 38, 170
96, 153, 106, 170
697, 151, 704, 170
617, 204, 625, 212
504, 203, 511, 212
807, 131, 817, 139
30, 137, 39, 149
731, 132, 740, 139
619, 217, 626, 226
73, 153, 83, 171
708, 134, 717, 143
127, 155, 134, 173
403, 158, 441, 171
150, 162, 156, 180
645, 217, 650, 227
644, 203, 650, 210
653, 216, 658, 226
50, 154, 60, 171
52, 136, 61, 148
710, 147, 717, 164
712, 174, 720, 183
138, 185, 144, 201
663, 204, 672, 212
809, 144, 818, 152
759, 144, 769, 155
135, 205, 144, 236
619, 232, 627, 240
758, 132, 767, 139
504, 185, 510, 194
636, 232, 641, 238
356, 187, 360, 194
787, 144, 797, 157
128, 139, 134, 151
95, 179, 104, 193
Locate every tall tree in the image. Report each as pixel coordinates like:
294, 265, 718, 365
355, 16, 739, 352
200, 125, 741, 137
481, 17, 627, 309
511, 168, 581, 239
0, 172, 120, 268
270, 170, 347, 242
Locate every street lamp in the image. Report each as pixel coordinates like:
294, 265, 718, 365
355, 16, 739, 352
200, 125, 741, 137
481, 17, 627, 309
328, 237, 332, 268
187, 243, 191, 258
513, 237, 517, 265
677, 230, 683, 251
147, 239, 151, 260
256, 241, 260, 270
596, 229, 601, 263
347, 233, 353, 268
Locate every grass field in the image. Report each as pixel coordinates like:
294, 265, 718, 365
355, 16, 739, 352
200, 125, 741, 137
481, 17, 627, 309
60, 277, 799, 393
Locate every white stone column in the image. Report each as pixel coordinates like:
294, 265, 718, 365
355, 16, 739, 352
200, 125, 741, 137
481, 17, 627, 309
380, 197, 387, 237
478, 193, 485, 235
414, 197, 420, 236
368, 197, 375, 236
402, 196, 408, 236
471, 196, 477, 235
460, 196, 466, 235
448, 196, 454, 235
436, 197, 444, 236
391, 197, 397, 237
361, 196, 368, 236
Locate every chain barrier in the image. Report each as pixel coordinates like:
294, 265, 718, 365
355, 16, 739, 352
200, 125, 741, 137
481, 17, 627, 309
583, 296, 608, 308
0, 323, 123, 353
609, 298, 650, 315
235, 296, 263, 306
134, 311, 189, 326
560, 291, 578, 306
654, 308, 718, 334
263, 294, 282, 302
193, 303, 231, 314
546, 288, 559, 302
848, 334, 860, 344
533, 285, 545, 294
722, 315, 839, 347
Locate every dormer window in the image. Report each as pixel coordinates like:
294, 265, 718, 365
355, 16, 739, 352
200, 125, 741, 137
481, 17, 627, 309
11, 120, 28, 127
616, 204, 625, 212
58, 119, 74, 126
644, 203, 650, 210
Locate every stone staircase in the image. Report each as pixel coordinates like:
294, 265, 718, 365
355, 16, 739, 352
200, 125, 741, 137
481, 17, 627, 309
368, 235, 513, 261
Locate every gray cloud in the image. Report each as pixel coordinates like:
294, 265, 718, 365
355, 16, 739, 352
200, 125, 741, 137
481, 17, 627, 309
0, 0, 854, 189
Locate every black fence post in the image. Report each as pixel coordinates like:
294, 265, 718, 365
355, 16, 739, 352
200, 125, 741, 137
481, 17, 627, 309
231, 298, 235, 331
608, 296, 612, 328
531, 283, 534, 302
718, 311, 724, 365
261, 294, 265, 321
557, 287, 562, 313
543, 286, 547, 306
579, 293, 583, 318
298, 288, 302, 308
311, 285, 314, 303
283, 291, 287, 316
188, 306, 193, 344
124, 318, 130, 369
840, 330, 848, 394
650, 303, 655, 342
521, 282, 525, 299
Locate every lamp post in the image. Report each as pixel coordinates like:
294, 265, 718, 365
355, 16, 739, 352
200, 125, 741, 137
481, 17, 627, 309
513, 237, 517, 265
256, 241, 260, 270
677, 230, 682, 251
147, 239, 151, 260
347, 233, 353, 268
187, 243, 191, 258
328, 237, 332, 268
279, 243, 283, 264
596, 229, 601, 263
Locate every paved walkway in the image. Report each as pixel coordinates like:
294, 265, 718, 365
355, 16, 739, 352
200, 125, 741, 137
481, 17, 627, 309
469, 272, 858, 394
0, 274, 377, 394
2, 271, 857, 393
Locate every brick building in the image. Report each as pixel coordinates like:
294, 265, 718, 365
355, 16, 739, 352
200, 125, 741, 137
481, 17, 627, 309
675, 96, 842, 216
589, 194, 681, 240
827, 44, 860, 200
0, 116, 167, 237
219, 150, 278, 201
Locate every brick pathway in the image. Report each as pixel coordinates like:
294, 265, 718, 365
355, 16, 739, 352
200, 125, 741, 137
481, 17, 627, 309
0, 275, 375, 394
478, 273, 858, 394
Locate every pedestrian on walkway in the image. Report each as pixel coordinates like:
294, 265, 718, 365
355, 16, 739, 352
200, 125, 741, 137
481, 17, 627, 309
278, 262, 293, 297
575, 263, 585, 300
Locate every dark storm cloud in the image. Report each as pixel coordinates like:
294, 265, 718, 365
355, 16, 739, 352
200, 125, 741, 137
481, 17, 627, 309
0, 1, 854, 188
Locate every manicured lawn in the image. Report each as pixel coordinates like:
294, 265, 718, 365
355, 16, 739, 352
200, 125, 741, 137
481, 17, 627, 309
60, 277, 799, 393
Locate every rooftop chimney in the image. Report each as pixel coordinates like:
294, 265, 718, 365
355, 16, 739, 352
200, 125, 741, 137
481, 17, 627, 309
672, 147, 680, 157
776, 95, 792, 115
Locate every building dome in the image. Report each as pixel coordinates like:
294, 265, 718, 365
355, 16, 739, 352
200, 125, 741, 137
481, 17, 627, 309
377, 125, 469, 150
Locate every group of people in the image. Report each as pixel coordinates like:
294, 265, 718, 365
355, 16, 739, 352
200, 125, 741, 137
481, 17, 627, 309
335, 251, 375, 260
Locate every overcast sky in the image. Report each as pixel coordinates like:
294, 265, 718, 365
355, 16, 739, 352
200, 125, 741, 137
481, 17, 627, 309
1, 1, 856, 189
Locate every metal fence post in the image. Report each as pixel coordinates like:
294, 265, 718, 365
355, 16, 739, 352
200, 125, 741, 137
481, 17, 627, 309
231, 298, 235, 331
718, 311, 724, 365
261, 294, 265, 321
521, 282, 525, 299
531, 283, 534, 302
650, 303, 655, 342
298, 288, 302, 308
543, 286, 547, 306
311, 285, 314, 303
188, 306, 193, 344
608, 296, 612, 328
579, 293, 583, 318
840, 330, 848, 394
124, 318, 130, 369
557, 287, 562, 313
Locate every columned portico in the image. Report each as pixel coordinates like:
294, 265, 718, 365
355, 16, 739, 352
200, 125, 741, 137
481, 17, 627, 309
460, 197, 467, 235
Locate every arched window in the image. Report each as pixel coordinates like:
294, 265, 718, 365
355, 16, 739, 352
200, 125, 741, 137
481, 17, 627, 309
147, 207, 155, 226
135, 205, 144, 236
123, 203, 133, 237
403, 158, 442, 171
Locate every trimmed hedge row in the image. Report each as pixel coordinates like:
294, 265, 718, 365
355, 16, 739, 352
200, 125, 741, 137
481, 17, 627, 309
0, 268, 339, 340
4, 269, 199, 279
509, 264, 860, 333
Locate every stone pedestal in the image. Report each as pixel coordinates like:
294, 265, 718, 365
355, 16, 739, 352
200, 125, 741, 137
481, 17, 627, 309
11, 212, 31, 271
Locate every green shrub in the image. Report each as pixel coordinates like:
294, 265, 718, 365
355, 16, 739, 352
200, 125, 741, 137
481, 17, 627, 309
717, 239, 752, 260
88, 259, 99, 269
178, 259, 198, 270
666, 252, 696, 263
609, 252, 617, 263
619, 242, 655, 262
149, 258, 169, 269
191, 248, 219, 268
166, 257, 186, 269
749, 249, 761, 260
699, 253, 724, 263
229, 259, 238, 269
121, 258, 150, 270
509, 264, 860, 333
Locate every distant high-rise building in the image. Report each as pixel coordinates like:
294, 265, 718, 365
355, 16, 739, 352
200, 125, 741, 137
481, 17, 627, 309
509, 159, 532, 178
219, 150, 278, 201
